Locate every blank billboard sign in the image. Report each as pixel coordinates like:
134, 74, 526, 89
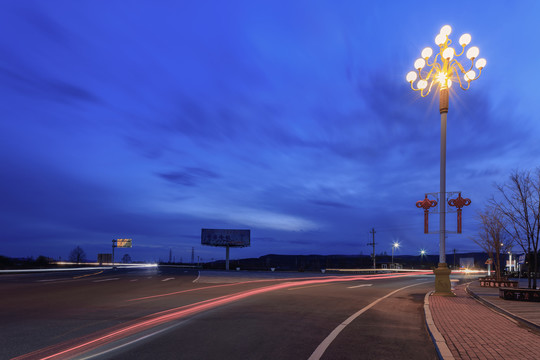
201, 229, 250, 248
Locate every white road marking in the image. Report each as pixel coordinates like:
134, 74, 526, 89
287, 283, 333, 291
78, 321, 186, 360
347, 284, 373, 289
92, 278, 120, 283
37, 279, 63, 282
162, 278, 175, 282
193, 271, 200, 283
130, 279, 139, 282
308, 281, 430, 360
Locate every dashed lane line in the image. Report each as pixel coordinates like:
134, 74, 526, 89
92, 278, 120, 283
192, 271, 200, 283
162, 278, 175, 282
347, 284, 373, 289
73, 271, 103, 279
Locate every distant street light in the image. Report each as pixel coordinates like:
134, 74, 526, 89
391, 241, 400, 268
407, 25, 486, 295
420, 249, 426, 266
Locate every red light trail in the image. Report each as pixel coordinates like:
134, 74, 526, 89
13, 271, 431, 360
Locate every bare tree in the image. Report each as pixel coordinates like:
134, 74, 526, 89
474, 207, 512, 281
121, 254, 132, 264
69, 246, 86, 264
491, 169, 540, 289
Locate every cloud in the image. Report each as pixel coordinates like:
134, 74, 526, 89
157, 167, 221, 187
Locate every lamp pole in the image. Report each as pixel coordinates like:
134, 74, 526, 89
391, 242, 399, 269
407, 25, 486, 295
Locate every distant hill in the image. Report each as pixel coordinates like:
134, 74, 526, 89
203, 252, 491, 271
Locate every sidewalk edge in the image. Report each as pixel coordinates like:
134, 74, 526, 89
423, 291, 455, 360
465, 283, 540, 333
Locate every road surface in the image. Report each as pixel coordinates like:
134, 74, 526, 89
0, 266, 440, 359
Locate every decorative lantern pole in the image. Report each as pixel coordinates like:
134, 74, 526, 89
407, 25, 485, 295
448, 193, 472, 233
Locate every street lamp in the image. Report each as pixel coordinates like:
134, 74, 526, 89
420, 249, 426, 267
391, 241, 400, 269
407, 25, 486, 295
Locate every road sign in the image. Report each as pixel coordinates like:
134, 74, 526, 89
518, 254, 526, 264
485, 258, 493, 265
116, 239, 132, 248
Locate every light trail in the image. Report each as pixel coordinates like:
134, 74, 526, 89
127, 272, 430, 302
13, 271, 432, 360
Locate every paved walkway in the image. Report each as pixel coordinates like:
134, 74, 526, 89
467, 280, 540, 329
427, 282, 540, 360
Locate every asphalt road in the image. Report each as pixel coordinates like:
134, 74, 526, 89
0, 266, 439, 360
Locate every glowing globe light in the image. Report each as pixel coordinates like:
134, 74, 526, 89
464, 70, 476, 81
442, 47, 454, 60
466, 46, 480, 59
447, 79, 453, 88
475, 58, 486, 69
435, 34, 446, 46
418, 80, 428, 89
421, 47, 433, 59
414, 58, 426, 70
406, 71, 418, 83
459, 33, 471, 46
440, 25, 452, 36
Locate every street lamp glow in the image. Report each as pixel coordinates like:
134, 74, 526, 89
475, 58, 486, 69
466, 46, 479, 59
407, 71, 418, 83
459, 33, 471, 46
442, 47, 454, 60
464, 70, 476, 82
414, 58, 426, 70
421, 47, 433, 59
407, 26, 485, 94
435, 33, 446, 46
391, 241, 400, 269
440, 25, 452, 36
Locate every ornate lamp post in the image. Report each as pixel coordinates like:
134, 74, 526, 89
407, 25, 486, 295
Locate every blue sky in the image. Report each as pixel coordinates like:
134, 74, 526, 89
1, 0, 539, 262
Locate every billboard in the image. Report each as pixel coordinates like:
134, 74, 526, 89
201, 229, 250, 248
116, 239, 132, 248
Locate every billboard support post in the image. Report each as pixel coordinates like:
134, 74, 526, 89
112, 239, 116, 265
226, 245, 230, 271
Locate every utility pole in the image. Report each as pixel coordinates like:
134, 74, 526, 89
191, 247, 195, 264
368, 228, 376, 270
453, 248, 456, 269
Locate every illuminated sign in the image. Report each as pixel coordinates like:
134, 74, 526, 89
201, 229, 250, 248
116, 239, 132, 248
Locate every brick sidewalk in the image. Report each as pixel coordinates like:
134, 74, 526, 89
429, 284, 540, 360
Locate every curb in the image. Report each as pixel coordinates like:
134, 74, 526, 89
465, 283, 540, 334
423, 291, 455, 360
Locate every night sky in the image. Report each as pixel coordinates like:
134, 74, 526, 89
1, 1, 539, 263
